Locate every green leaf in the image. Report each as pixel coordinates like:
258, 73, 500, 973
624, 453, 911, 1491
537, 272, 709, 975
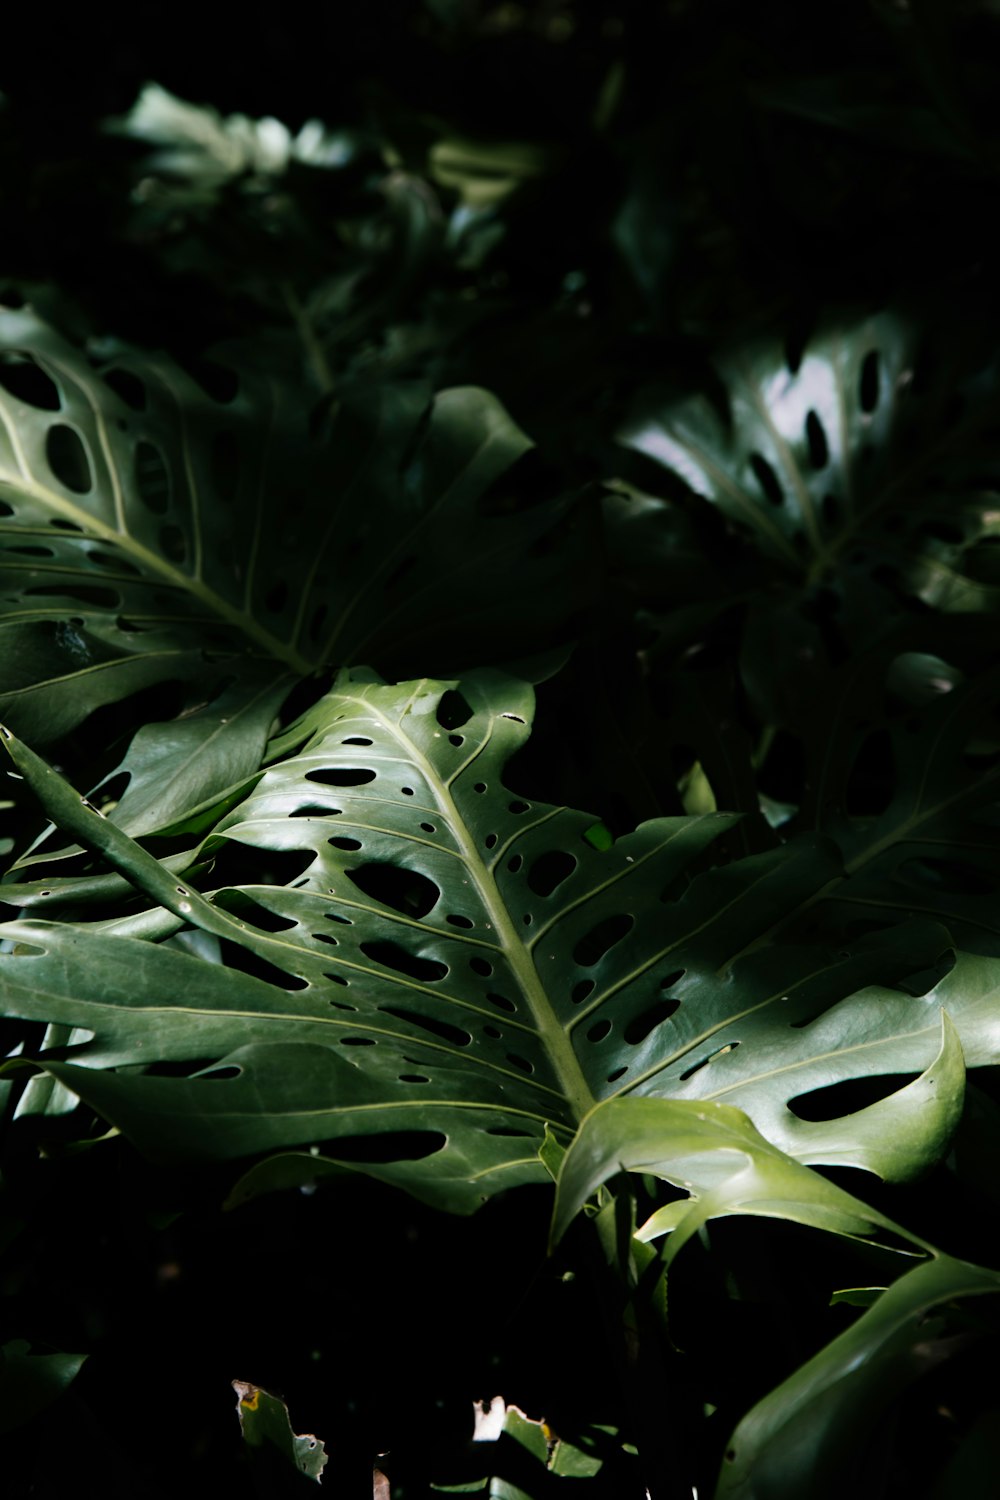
548, 1096, 931, 1259
713, 1255, 1000, 1500
232, 1379, 327, 1483
615, 316, 1000, 722
0, 1339, 87, 1433
0, 672, 988, 1206
0, 308, 591, 749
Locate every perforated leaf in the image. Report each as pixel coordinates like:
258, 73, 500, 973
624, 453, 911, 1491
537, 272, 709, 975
0, 305, 589, 749
0, 671, 985, 1208
615, 316, 1000, 720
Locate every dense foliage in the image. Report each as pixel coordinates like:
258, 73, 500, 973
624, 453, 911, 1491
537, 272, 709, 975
4, 4, 1000, 1496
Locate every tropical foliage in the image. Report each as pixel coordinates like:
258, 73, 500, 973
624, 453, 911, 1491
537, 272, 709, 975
4, 4, 1000, 1497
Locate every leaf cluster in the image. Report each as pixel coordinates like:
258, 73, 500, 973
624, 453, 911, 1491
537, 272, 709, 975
4, 6, 1000, 1498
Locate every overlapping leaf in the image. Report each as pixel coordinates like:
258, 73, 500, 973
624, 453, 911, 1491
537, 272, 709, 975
0, 303, 591, 751
0, 671, 987, 1209
613, 315, 1000, 721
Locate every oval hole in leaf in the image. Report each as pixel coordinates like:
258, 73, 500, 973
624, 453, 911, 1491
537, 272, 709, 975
805, 410, 829, 470
342, 736, 373, 746
47, 424, 92, 493
213, 894, 297, 932
859, 349, 880, 413
316, 1131, 446, 1162
487, 992, 516, 1012
446, 914, 474, 929
307, 767, 375, 787
470, 957, 493, 976
102, 366, 147, 411
587, 1019, 612, 1043
607, 1065, 628, 1082
329, 836, 363, 852
679, 1041, 739, 1081
749, 452, 784, 507
196, 1064, 241, 1081
0, 351, 61, 409
399, 1073, 430, 1083
789, 1074, 914, 1121
347, 863, 439, 918
381, 1006, 471, 1045
527, 850, 577, 897
437, 690, 473, 730
290, 803, 340, 818
573, 913, 634, 967
218, 940, 308, 991
362, 941, 448, 982
134, 439, 171, 513
506, 1053, 534, 1073
509, 800, 530, 814
624, 997, 679, 1045
572, 979, 595, 1004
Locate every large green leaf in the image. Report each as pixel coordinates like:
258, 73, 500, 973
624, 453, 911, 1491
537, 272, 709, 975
0, 304, 590, 749
0, 671, 986, 1209
713, 1254, 1000, 1500
614, 315, 1000, 723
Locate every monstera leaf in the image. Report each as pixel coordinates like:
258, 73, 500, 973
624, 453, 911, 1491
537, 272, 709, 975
0, 302, 590, 755
614, 314, 1000, 721
0, 671, 987, 1210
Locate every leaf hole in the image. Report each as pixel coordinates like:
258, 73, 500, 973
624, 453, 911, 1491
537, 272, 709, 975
679, 1042, 739, 1082
470, 957, 493, 977
789, 1075, 913, 1121
507, 855, 523, 873
449, 734, 464, 746
212, 893, 297, 932
607, 1066, 628, 1082
401, 786, 414, 796
342, 736, 373, 746
527, 850, 578, 897
484, 833, 498, 849
506, 1053, 534, 1074
398, 1073, 430, 1084
474, 781, 487, 793
573, 913, 635, 967
46, 424, 92, 493
381, 1006, 470, 1045
347, 863, 439, 918
290, 803, 340, 818
572, 979, 595, 1004
134, 439, 171, 513
508, 799, 530, 814
859, 350, 880, 414
307, 767, 376, 787
501, 713, 526, 723
749, 452, 784, 507
0, 351, 60, 409
624, 997, 679, 1045
587, 1019, 612, 1042
217, 940, 308, 991
362, 941, 448, 982
487, 992, 516, 1013
102, 366, 146, 411
436, 689, 473, 730
322, 1131, 446, 1162
484, 1025, 502, 1039
340, 1036, 376, 1046
446, 913, 474, 929
805, 410, 829, 470
328, 836, 363, 852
